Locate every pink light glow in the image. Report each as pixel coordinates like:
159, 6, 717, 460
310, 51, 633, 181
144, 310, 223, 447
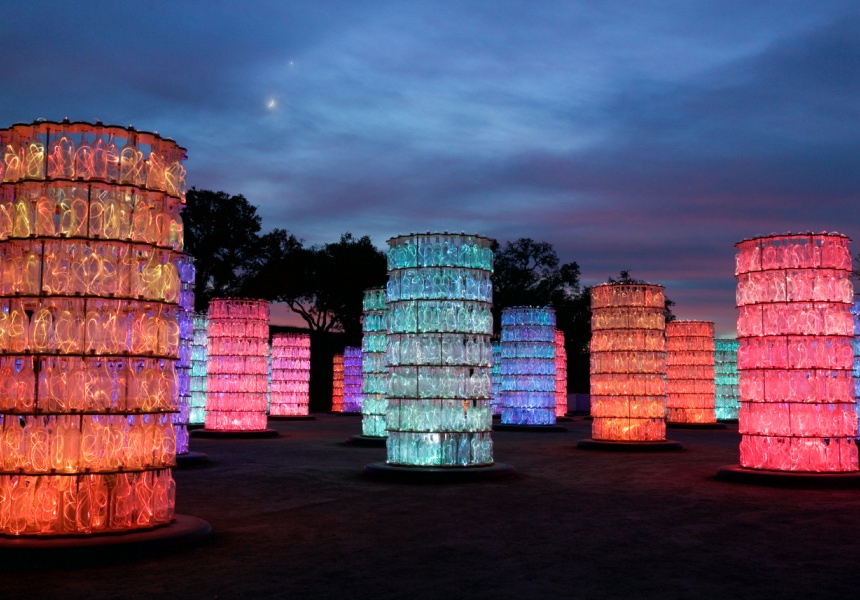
204, 298, 270, 431
270, 333, 311, 416
555, 329, 567, 417
666, 320, 716, 424
331, 354, 344, 412
735, 233, 858, 472
589, 283, 667, 441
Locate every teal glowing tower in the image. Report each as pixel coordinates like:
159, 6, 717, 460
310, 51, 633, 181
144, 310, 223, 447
384, 233, 495, 467
714, 338, 739, 421
361, 287, 388, 437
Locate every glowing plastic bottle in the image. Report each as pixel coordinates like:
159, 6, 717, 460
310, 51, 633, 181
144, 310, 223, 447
735, 232, 857, 471
384, 232, 495, 467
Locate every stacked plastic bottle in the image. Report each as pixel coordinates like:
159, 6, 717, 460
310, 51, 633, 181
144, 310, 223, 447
854, 299, 860, 436
0, 120, 186, 535
204, 299, 270, 431
385, 232, 494, 467
555, 329, 567, 417
270, 333, 311, 416
735, 233, 858, 471
666, 320, 716, 424
331, 354, 344, 412
490, 341, 502, 415
361, 288, 388, 436
343, 347, 363, 413
189, 313, 208, 425
173, 256, 195, 454
590, 283, 667, 441
500, 307, 557, 425
714, 338, 740, 420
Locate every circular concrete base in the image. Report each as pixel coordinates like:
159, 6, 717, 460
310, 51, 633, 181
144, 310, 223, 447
493, 423, 568, 433
191, 428, 279, 439
346, 435, 387, 447
268, 415, 316, 421
0, 515, 211, 554
175, 451, 210, 467
577, 438, 684, 451
363, 462, 516, 483
667, 422, 727, 430
716, 465, 860, 488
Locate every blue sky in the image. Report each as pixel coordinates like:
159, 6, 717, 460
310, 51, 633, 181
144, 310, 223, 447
2, 1, 858, 333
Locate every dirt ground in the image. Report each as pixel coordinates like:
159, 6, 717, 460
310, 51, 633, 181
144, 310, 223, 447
2, 415, 859, 599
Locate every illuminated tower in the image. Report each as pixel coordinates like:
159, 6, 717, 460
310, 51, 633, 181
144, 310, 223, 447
173, 255, 195, 455
578, 282, 682, 450
555, 329, 568, 417
359, 287, 388, 439
666, 320, 720, 426
331, 353, 344, 412
269, 333, 312, 419
189, 313, 208, 425
490, 340, 502, 416
197, 298, 276, 437
497, 307, 566, 430
714, 338, 740, 421
719, 233, 858, 478
343, 346, 362, 413
364, 232, 514, 480
0, 120, 202, 536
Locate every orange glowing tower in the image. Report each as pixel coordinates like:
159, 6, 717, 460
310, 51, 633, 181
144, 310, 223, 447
579, 282, 681, 449
554, 329, 567, 417
0, 120, 186, 535
331, 353, 344, 412
666, 320, 717, 424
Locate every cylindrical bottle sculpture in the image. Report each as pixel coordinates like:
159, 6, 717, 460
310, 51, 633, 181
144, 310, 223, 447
385, 232, 494, 467
666, 320, 716, 424
331, 354, 344, 412
714, 338, 740, 421
590, 283, 667, 441
189, 313, 208, 425
361, 288, 388, 436
490, 341, 502, 416
270, 333, 311, 416
174, 256, 195, 454
555, 329, 568, 417
204, 299, 270, 431
500, 307, 557, 425
735, 233, 858, 471
343, 346, 363, 413
0, 120, 186, 535
853, 298, 860, 437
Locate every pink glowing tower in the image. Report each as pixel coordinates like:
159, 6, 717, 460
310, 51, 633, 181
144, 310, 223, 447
666, 320, 717, 424
270, 333, 311, 417
203, 298, 271, 432
733, 233, 857, 472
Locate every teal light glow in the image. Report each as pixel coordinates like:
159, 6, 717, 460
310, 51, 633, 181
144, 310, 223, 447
189, 313, 208, 425
714, 338, 739, 421
385, 233, 495, 467
361, 288, 388, 437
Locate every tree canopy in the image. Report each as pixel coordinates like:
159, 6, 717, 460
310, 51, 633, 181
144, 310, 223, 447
184, 188, 262, 312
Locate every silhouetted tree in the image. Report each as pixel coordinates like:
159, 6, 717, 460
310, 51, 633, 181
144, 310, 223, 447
244, 232, 386, 342
184, 188, 263, 312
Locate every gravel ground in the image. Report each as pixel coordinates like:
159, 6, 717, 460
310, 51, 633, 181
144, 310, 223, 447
2, 415, 859, 599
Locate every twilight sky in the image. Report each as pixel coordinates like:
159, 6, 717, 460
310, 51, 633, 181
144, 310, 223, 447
2, 1, 858, 334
